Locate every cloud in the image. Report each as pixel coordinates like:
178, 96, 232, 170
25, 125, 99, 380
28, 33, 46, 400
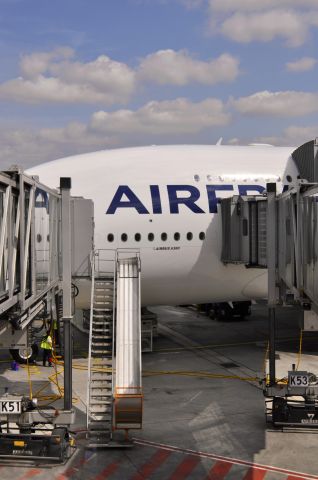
231, 90, 318, 117
209, 0, 318, 12
0, 47, 241, 106
19, 47, 74, 79
138, 50, 240, 85
205, 1, 318, 46
220, 10, 309, 47
0, 122, 117, 168
286, 56, 317, 72
0, 48, 136, 105
90, 98, 230, 134
254, 125, 318, 146
0, 97, 230, 167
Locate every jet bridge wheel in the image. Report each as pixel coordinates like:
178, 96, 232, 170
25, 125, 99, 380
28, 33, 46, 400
216, 303, 233, 321
214, 301, 251, 321
9, 344, 39, 364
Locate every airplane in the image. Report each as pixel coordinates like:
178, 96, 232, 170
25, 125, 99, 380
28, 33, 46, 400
27, 143, 300, 313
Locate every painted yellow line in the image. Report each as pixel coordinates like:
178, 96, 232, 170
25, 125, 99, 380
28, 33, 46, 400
154, 334, 318, 353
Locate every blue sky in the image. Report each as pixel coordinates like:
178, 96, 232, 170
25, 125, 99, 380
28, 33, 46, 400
0, 0, 318, 167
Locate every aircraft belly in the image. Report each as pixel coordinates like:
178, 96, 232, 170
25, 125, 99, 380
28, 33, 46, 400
139, 248, 268, 305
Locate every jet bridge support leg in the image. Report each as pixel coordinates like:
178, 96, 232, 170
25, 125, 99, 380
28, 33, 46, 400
60, 177, 73, 412
267, 183, 277, 387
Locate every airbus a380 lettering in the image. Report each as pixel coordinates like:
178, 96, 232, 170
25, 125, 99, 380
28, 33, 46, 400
28, 144, 299, 307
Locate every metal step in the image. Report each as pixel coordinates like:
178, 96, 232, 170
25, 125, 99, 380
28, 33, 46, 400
94, 292, 113, 295
91, 359, 112, 365
93, 307, 112, 317
90, 394, 113, 399
91, 372, 112, 377
94, 299, 113, 304
91, 361, 112, 365
92, 316, 113, 320
91, 375, 111, 381
91, 341, 112, 346
90, 400, 112, 406
89, 408, 111, 414
90, 380, 111, 386
89, 411, 111, 417
90, 413, 112, 419
92, 350, 112, 358
92, 329, 112, 333
90, 412, 112, 420
88, 422, 111, 430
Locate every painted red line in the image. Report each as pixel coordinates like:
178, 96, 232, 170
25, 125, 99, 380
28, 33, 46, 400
131, 449, 171, 480
169, 455, 200, 480
93, 462, 119, 480
18, 469, 42, 480
133, 437, 318, 480
57, 459, 85, 480
206, 460, 232, 479
57, 451, 95, 480
243, 467, 267, 480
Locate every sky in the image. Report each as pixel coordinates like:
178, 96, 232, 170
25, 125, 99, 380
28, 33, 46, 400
0, 0, 318, 168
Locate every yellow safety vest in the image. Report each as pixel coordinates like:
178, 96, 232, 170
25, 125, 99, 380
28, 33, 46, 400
41, 335, 52, 350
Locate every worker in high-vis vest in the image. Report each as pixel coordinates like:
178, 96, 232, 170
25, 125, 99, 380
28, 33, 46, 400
41, 332, 53, 367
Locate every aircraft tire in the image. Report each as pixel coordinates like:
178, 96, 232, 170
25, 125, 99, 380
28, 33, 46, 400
216, 303, 233, 321
9, 344, 39, 364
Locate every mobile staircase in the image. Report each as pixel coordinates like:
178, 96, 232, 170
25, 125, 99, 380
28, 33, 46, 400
87, 250, 142, 447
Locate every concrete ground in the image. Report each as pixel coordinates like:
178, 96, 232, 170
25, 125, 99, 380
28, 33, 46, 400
0, 304, 317, 479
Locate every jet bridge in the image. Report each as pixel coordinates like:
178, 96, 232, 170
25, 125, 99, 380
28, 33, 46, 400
0, 168, 93, 462
221, 138, 318, 429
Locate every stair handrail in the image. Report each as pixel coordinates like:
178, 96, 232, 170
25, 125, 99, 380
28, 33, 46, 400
86, 248, 96, 430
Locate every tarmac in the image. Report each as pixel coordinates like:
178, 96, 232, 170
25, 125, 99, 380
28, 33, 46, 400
0, 304, 318, 479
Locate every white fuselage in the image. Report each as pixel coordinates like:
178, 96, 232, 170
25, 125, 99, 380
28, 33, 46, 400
28, 144, 297, 306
